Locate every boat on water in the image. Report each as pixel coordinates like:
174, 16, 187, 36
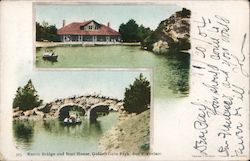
63, 117, 81, 125
42, 50, 58, 61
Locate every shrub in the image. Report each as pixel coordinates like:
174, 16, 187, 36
123, 74, 150, 113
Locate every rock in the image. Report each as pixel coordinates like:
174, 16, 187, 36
19, 115, 28, 120
79, 100, 86, 105
37, 105, 45, 110
23, 110, 33, 116
109, 105, 119, 112
152, 40, 169, 54
103, 100, 114, 104
131, 113, 137, 117
64, 98, 71, 104
142, 8, 191, 53
23, 110, 34, 116
33, 109, 44, 117
39, 103, 51, 113
50, 104, 60, 110
13, 107, 20, 112
13, 111, 23, 118
116, 102, 124, 108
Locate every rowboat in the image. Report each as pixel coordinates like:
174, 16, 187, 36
42, 50, 58, 61
63, 117, 81, 125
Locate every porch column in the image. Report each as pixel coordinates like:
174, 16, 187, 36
79, 35, 83, 42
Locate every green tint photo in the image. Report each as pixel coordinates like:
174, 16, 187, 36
35, 4, 191, 99
13, 71, 152, 154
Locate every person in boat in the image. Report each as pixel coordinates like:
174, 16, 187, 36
64, 117, 69, 123
69, 117, 73, 123
76, 116, 81, 123
49, 50, 54, 56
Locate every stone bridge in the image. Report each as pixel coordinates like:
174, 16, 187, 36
37, 95, 124, 121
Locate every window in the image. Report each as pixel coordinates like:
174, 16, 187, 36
89, 26, 93, 30
80, 26, 84, 30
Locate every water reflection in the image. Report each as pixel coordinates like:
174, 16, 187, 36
39, 118, 102, 138
13, 120, 34, 149
153, 51, 190, 97
165, 51, 190, 95
13, 113, 117, 152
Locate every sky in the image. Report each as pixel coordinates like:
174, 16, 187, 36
16, 70, 151, 103
36, 4, 182, 31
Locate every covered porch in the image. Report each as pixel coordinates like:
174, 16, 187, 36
61, 35, 121, 42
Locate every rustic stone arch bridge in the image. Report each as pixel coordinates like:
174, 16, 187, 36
37, 95, 123, 121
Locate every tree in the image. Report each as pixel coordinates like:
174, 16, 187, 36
36, 21, 60, 42
36, 22, 42, 41
119, 20, 152, 42
13, 79, 43, 111
137, 25, 153, 42
119, 19, 139, 42
123, 74, 151, 113
13, 87, 23, 109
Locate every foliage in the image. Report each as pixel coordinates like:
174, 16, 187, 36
140, 143, 150, 152
137, 25, 153, 42
13, 79, 43, 111
36, 21, 60, 42
119, 19, 152, 42
123, 74, 150, 113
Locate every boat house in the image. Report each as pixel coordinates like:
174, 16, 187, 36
57, 20, 121, 42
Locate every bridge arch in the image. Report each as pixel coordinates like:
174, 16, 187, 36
88, 103, 110, 122
57, 103, 86, 120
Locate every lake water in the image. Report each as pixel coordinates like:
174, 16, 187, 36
13, 113, 118, 153
13, 46, 190, 154
36, 46, 190, 98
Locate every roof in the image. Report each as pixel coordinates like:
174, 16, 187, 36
57, 20, 120, 36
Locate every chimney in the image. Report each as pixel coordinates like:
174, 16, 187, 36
63, 19, 66, 27
107, 22, 110, 27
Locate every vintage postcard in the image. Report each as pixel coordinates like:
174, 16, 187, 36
0, 0, 249, 161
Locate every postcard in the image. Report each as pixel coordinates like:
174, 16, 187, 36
0, 0, 249, 161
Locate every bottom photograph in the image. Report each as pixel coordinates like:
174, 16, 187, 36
12, 70, 151, 155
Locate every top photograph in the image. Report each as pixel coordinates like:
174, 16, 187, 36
35, 4, 191, 69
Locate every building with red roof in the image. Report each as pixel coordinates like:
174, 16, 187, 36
57, 20, 121, 42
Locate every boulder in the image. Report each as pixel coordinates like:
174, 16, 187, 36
50, 104, 60, 110
33, 109, 45, 117
13, 111, 23, 118
152, 40, 169, 54
23, 110, 34, 117
109, 105, 119, 112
